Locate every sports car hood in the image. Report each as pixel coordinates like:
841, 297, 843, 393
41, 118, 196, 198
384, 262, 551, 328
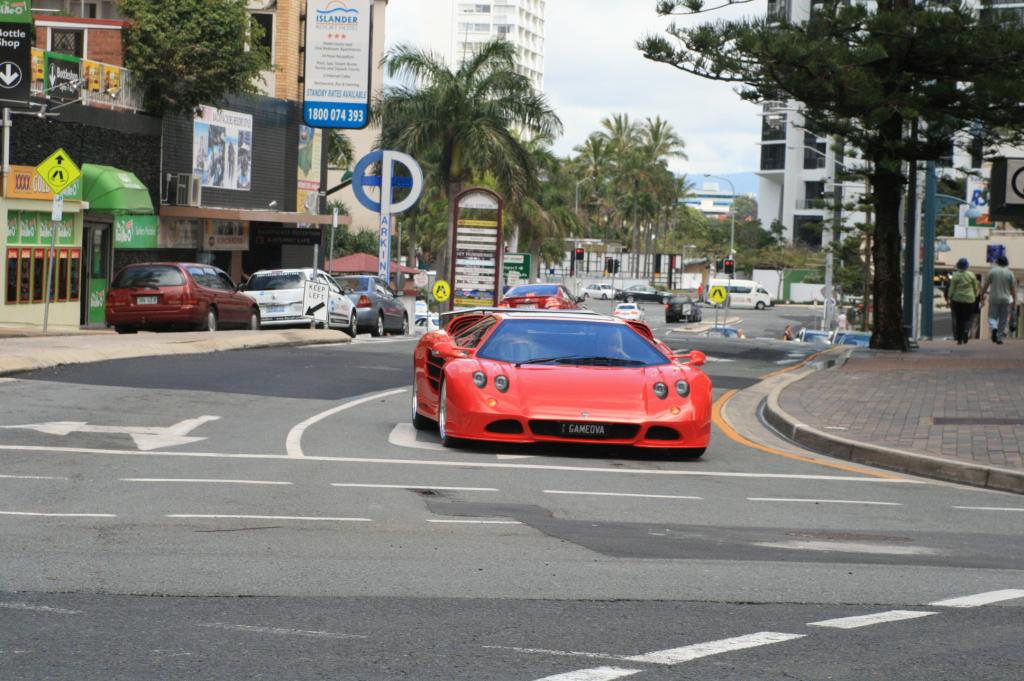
502, 364, 677, 418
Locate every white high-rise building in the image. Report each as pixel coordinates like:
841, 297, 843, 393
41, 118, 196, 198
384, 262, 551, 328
419, 1, 546, 90
756, 0, 867, 248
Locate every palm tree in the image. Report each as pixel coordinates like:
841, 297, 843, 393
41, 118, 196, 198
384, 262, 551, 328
506, 135, 582, 275
375, 39, 561, 280
640, 116, 687, 164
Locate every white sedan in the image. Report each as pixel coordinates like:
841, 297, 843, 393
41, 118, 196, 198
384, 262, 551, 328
242, 268, 357, 336
414, 314, 441, 335
583, 282, 615, 300
612, 302, 645, 321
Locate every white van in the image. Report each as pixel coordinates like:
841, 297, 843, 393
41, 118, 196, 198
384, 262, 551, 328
707, 278, 774, 310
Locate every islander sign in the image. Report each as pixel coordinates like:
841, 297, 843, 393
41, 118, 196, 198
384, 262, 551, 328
450, 188, 504, 310
303, 0, 373, 129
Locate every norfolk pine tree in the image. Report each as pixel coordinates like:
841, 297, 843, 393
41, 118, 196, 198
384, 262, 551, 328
639, 0, 1024, 349
121, 0, 270, 115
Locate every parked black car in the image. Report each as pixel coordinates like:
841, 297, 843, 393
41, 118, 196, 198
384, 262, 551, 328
665, 294, 702, 323
615, 284, 668, 304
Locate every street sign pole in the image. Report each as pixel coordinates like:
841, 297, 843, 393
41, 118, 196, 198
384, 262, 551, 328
329, 207, 338, 273
42, 194, 63, 333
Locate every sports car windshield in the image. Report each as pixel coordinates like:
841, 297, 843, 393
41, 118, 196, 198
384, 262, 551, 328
477, 319, 669, 366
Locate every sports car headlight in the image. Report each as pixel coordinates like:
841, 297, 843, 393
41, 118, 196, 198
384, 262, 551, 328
676, 380, 690, 397
494, 375, 509, 392
472, 371, 487, 388
653, 382, 669, 399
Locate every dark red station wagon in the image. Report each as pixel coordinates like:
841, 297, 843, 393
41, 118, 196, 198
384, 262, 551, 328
105, 263, 260, 334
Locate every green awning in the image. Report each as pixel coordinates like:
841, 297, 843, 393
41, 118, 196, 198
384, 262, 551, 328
82, 164, 154, 214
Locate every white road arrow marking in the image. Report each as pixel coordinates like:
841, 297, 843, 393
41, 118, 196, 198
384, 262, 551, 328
2, 416, 220, 451
388, 423, 534, 459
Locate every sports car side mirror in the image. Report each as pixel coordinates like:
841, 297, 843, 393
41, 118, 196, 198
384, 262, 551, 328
673, 350, 706, 366
431, 340, 460, 359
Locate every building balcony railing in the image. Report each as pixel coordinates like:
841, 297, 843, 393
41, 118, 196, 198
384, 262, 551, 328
30, 48, 144, 113
795, 199, 829, 210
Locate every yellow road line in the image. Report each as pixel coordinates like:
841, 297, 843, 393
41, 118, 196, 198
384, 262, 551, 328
711, 390, 902, 479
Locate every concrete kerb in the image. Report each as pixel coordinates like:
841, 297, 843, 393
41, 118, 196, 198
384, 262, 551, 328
760, 358, 1024, 496
0, 329, 352, 377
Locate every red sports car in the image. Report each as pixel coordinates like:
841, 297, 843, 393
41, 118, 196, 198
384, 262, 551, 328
499, 283, 581, 309
411, 309, 712, 457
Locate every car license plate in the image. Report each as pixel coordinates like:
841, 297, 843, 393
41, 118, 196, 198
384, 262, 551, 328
518, 304, 537, 309
559, 422, 608, 438
136, 296, 158, 305
265, 305, 285, 314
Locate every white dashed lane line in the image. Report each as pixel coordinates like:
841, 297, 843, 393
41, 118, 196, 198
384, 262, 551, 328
953, 506, 1024, 513
622, 631, 805, 665
166, 514, 372, 522
544, 490, 702, 500
748, 497, 902, 506
807, 610, 937, 629
332, 483, 499, 492
122, 478, 293, 485
0, 603, 82, 615
0, 511, 116, 518
196, 622, 366, 639
426, 519, 522, 525
0, 474, 67, 480
929, 589, 1024, 608
523, 589, 1023, 679
533, 668, 641, 681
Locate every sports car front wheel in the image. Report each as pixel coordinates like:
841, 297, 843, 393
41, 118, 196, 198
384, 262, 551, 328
411, 379, 433, 431
437, 382, 464, 448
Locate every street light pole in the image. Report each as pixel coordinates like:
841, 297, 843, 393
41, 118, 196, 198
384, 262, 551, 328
702, 174, 735, 256
574, 177, 591, 217
704, 174, 735, 319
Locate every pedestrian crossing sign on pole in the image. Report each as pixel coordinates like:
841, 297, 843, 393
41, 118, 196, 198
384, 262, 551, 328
708, 285, 729, 305
35, 148, 82, 195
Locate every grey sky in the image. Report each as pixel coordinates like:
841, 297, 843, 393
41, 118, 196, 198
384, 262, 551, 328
384, 0, 767, 175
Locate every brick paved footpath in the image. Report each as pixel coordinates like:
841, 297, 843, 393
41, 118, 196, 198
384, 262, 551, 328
779, 339, 1024, 472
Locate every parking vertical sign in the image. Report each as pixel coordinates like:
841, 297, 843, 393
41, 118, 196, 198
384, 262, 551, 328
303, 0, 373, 129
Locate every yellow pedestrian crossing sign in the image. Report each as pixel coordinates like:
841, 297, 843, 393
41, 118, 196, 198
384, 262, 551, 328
708, 285, 729, 305
432, 279, 451, 302
36, 148, 81, 195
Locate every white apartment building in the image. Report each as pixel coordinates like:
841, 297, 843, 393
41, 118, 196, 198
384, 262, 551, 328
419, 0, 546, 90
756, 0, 868, 248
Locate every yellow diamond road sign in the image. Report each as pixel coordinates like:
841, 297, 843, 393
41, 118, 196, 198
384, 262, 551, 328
36, 148, 82, 195
708, 285, 729, 305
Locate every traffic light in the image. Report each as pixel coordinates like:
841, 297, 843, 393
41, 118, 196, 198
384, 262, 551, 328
574, 247, 585, 260
723, 258, 736, 275
605, 258, 620, 274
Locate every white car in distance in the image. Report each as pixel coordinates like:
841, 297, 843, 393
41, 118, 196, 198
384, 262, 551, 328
583, 282, 616, 300
612, 302, 645, 321
242, 268, 357, 336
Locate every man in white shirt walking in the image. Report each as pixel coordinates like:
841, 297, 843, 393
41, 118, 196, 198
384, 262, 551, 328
979, 255, 1017, 344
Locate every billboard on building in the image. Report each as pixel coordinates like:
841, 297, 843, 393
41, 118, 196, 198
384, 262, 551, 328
192, 105, 253, 191
296, 125, 323, 213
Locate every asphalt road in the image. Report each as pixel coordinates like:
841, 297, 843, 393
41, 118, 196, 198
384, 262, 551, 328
0, 306, 1019, 681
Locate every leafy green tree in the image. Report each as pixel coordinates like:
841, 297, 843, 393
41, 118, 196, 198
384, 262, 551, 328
375, 39, 561, 280
639, 0, 1024, 349
506, 136, 582, 274
121, 0, 270, 114
732, 195, 758, 224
